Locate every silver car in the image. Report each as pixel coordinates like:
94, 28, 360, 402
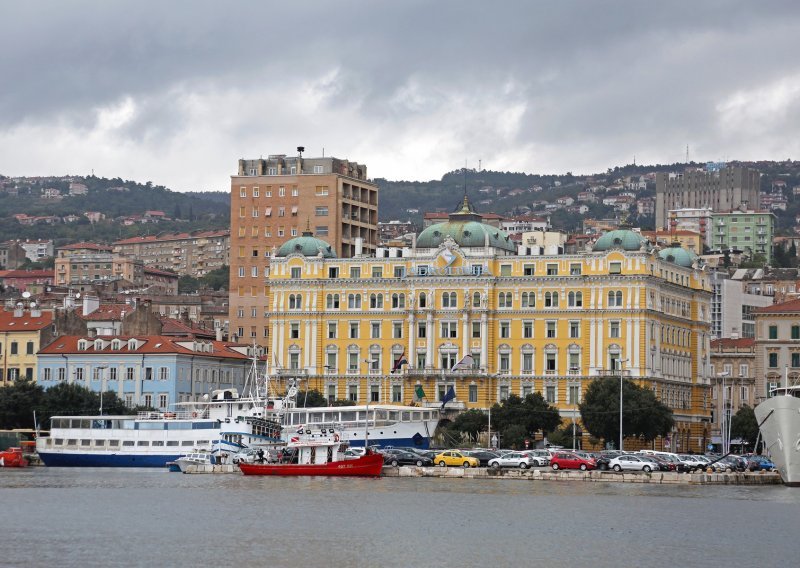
488, 452, 535, 469
608, 454, 656, 472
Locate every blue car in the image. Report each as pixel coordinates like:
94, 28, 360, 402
747, 456, 775, 471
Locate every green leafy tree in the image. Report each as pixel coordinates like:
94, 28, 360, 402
200, 266, 229, 291
295, 389, 328, 407
490, 393, 562, 448
449, 409, 488, 443
0, 378, 45, 429
730, 405, 759, 448
178, 275, 200, 294
579, 377, 674, 448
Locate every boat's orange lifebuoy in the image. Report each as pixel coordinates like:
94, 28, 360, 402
333, 434, 340, 442
191, 412, 198, 418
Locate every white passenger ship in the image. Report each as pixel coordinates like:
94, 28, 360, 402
36, 388, 282, 467
755, 384, 800, 486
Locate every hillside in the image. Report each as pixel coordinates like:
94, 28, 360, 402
0, 175, 230, 245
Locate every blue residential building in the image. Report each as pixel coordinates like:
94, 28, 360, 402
38, 336, 252, 409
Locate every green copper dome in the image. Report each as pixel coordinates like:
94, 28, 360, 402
276, 231, 337, 258
658, 243, 697, 268
592, 229, 648, 252
416, 196, 516, 252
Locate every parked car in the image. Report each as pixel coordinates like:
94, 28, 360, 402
466, 450, 500, 467
434, 450, 479, 468
608, 454, 655, 472
488, 452, 535, 469
637, 454, 671, 472
707, 456, 738, 473
231, 447, 262, 464
746, 455, 775, 471
521, 450, 551, 466
678, 455, 707, 471
550, 452, 596, 471
384, 450, 433, 467
646, 454, 676, 471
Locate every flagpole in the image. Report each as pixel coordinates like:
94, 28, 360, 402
487, 406, 491, 450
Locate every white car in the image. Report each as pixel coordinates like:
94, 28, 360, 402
488, 452, 535, 469
523, 450, 551, 466
608, 454, 656, 473
678, 455, 707, 470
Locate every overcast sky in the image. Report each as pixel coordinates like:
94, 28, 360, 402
1, 1, 799, 192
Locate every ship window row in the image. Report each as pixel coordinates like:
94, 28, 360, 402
284, 409, 433, 425
50, 439, 203, 447
50, 418, 217, 430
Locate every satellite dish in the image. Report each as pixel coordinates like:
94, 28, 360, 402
22, 291, 31, 299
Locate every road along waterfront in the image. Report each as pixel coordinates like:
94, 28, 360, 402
2, 468, 798, 568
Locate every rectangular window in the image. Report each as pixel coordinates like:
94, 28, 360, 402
348, 385, 358, 402
792, 353, 800, 368
371, 267, 383, 278
417, 322, 427, 339
499, 385, 509, 400
350, 267, 361, 279
499, 321, 510, 339
569, 263, 581, 275
349, 322, 359, 339
291, 267, 301, 279
769, 326, 778, 339
568, 385, 580, 405
469, 384, 478, 403
523, 321, 533, 339
472, 322, 481, 339
569, 321, 580, 338
522, 353, 533, 373
240, 187, 247, 198
10, 342, 18, 355
290, 323, 300, 339
609, 321, 620, 338
329, 267, 339, 279
393, 322, 403, 339
394, 266, 406, 278
371, 322, 381, 339
315, 206, 329, 216
769, 352, 778, 368
792, 326, 800, 340
252, 187, 259, 198
545, 385, 556, 403
546, 321, 556, 338
392, 385, 402, 403
370, 385, 380, 402
440, 322, 457, 338
500, 265, 512, 277
315, 186, 329, 196
327, 322, 337, 339
609, 262, 622, 274
315, 226, 329, 236
523, 264, 534, 276
546, 263, 558, 275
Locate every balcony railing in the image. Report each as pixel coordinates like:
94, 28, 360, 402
273, 368, 308, 377
422, 400, 466, 410
596, 369, 631, 377
405, 367, 489, 377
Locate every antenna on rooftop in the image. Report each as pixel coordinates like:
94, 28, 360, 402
297, 146, 305, 158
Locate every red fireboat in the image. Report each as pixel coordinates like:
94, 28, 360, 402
0, 447, 28, 468
238, 425, 383, 477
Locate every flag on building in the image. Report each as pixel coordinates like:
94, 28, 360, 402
440, 386, 456, 409
391, 351, 409, 374
414, 385, 426, 401
451, 354, 474, 372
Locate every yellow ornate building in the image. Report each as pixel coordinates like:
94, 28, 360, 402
264, 199, 714, 452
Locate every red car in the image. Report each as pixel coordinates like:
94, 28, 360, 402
550, 451, 596, 471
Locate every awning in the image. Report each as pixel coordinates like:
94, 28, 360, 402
291, 205, 298, 214
265, 207, 272, 216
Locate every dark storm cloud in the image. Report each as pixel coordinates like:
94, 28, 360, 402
1, 0, 799, 188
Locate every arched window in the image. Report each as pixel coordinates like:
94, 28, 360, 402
499, 292, 512, 308
288, 294, 302, 310
545, 292, 558, 307
348, 293, 361, 309
442, 292, 456, 308
326, 293, 340, 309
419, 292, 427, 308
392, 293, 405, 309
568, 291, 583, 307
521, 292, 534, 308
472, 291, 481, 307
369, 293, 383, 309
608, 290, 623, 307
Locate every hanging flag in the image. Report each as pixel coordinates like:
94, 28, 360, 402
391, 351, 408, 373
451, 354, 474, 372
414, 385, 426, 401
440, 386, 456, 409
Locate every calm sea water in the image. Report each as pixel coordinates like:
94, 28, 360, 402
2, 468, 798, 568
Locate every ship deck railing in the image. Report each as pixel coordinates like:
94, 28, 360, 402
136, 410, 207, 420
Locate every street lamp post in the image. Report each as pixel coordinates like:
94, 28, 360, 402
718, 371, 730, 454
97, 365, 108, 415
618, 359, 629, 452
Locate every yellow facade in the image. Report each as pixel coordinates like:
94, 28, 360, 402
0, 308, 53, 385
264, 237, 714, 452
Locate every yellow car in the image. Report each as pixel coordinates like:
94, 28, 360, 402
433, 450, 480, 468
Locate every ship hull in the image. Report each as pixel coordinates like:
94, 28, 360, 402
239, 454, 384, 477
37, 451, 183, 468
755, 395, 800, 486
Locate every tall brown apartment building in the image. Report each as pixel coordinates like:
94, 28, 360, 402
229, 153, 379, 346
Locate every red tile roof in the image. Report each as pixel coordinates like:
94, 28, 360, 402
0, 270, 55, 279
58, 242, 113, 251
0, 309, 53, 331
144, 267, 179, 278
76, 304, 130, 321
113, 230, 229, 246
711, 338, 755, 349
753, 298, 800, 314
159, 318, 216, 339
39, 335, 248, 359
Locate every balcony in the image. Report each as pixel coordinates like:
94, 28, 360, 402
273, 368, 308, 377
596, 369, 631, 377
405, 367, 490, 378
422, 400, 466, 410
